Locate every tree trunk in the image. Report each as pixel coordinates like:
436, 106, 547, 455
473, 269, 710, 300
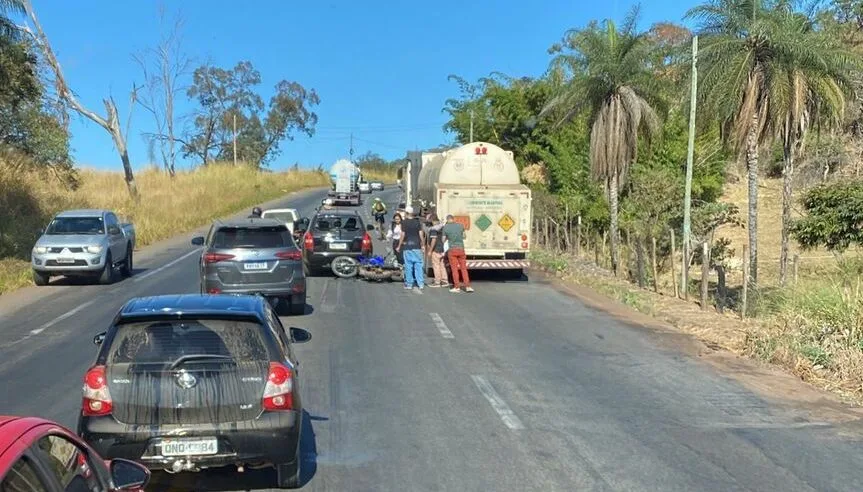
745, 114, 760, 288
779, 145, 795, 286
112, 130, 139, 198
635, 234, 646, 289
609, 173, 620, 276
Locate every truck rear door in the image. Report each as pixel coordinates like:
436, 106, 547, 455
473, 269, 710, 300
439, 188, 526, 255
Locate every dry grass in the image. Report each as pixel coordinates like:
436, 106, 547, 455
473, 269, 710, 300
361, 168, 399, 183
0, 162, 330, 294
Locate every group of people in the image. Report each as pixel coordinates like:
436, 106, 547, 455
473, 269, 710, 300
385, 204, 473, 294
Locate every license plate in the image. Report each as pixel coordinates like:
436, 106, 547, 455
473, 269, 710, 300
330, 243, 348, 250
339, 195, 346, 199
56, 258, 75, 264
161, 438, 218, 456
243, 262, 268, 270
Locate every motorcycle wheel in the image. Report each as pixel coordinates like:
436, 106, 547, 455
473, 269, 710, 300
331, 256, 359, 278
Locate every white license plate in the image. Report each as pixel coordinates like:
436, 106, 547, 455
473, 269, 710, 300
339, 195, 347, 199
243, 262, 268, 270
56, 258, 76, 264
161, 438, 218, 456
330, 243, 348, 250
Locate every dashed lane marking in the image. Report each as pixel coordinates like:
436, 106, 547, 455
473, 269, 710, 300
471, 375, 525, 430
429, 312, 454, 339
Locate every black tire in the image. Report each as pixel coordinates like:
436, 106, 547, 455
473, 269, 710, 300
33, 270, 49, 286
331, 256, 359, 278
120, 246, 133, 277
98, 253, 114, 285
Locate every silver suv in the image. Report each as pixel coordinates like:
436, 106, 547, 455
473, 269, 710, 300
191, 218, 306, 315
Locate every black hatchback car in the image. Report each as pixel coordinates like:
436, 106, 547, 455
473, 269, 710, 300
296, 210, 373, 275
78, 294, 311, 489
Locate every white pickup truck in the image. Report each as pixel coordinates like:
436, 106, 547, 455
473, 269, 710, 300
31, 209, 136, 285
261, 208, 301, 240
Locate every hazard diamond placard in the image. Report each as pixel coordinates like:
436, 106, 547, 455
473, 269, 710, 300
498, 213, 515, 232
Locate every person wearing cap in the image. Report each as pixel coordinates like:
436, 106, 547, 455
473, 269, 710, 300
442, 214, 473, 293
396, 206, 426, 292
248, 207, 263, 218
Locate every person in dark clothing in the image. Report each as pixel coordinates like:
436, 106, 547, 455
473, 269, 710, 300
396, 206, 425, 292
248, 206, 263, 218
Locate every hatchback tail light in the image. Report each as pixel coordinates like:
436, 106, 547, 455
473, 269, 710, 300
303, 232, 314, 250
275, 250, 302, 261
361, 232, 372, 252
203, 252, 235, 264
82, 365, 112, 416
262, 362, 294, 411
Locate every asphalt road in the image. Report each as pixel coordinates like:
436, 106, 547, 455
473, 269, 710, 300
2, 186, 863, 491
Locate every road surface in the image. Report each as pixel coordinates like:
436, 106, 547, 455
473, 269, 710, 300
1, 186, 863, 491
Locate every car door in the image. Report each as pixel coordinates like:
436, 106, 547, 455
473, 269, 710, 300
105, 213, 123, 261
0, 453, 52, 492
31, 433, 110, 492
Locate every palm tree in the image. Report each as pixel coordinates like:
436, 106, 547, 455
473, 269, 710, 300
541, 10, 663, 276
0, 0, 24, 39
686, 0, 853, 288
772, 9, 854, 286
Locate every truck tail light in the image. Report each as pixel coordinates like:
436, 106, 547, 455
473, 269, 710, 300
303, 232, 314, 250
203, 253, 235, 264
82, 365, 112, 416
275, 250, 302, 261
262, 362, 294, 411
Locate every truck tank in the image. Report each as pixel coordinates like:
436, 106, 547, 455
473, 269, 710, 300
329, 159, 359, 185
416, 142, 520, 206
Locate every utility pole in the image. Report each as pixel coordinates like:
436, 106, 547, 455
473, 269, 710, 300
469, 109, 474, 142
681, 35, 698, 299
232, 113, 238, 166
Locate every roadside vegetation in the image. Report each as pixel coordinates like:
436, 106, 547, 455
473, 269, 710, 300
443, 1, 863, 402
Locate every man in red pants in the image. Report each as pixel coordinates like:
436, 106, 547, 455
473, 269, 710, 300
441, 214, 474, 293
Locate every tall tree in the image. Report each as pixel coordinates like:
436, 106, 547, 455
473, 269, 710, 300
772, 8, 854, 286
134, 6, 192, 177
541, 10, 663, 276
19, 0, 139, 198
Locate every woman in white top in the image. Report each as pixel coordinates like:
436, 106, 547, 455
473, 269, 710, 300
386, 212, 403, 264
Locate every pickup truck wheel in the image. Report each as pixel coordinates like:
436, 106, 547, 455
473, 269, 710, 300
32, 270, 49, 286
98, 253, 114, 285
120, 246, 133, 277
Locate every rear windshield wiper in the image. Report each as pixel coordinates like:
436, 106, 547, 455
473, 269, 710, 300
169, 354, 234, 369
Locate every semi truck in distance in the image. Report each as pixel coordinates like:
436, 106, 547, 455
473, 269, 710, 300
406, 142, 532, 275
328, 158, 361, 206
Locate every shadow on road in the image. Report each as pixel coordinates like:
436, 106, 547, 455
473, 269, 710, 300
43, 269, 152, 287
146, 410, 320, 491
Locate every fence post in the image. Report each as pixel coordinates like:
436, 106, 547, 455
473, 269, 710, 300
651, 236, 659, 293
793, 254, 799, 285
700, 241, 710, 310
740, 244, 749, 320
576, 215, 582, 257
669, 229, 678, 298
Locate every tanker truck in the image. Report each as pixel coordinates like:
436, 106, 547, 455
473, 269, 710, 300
417, 142, 531, 275
328, 158, 361, 206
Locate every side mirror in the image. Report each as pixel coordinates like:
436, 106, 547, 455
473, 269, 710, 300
289, 327, 312, 344
93, 332, 106, 345
191, 236, 205, 246
366, 224, 375, 231
108, 225, 121, 235
296, 217, 310, 230
109, 458, 150, 490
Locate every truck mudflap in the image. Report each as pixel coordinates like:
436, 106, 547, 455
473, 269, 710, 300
465, 259, 530, 269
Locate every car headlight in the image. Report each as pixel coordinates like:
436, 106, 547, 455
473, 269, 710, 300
33, 246, 48, 254
86, 245, 104, 254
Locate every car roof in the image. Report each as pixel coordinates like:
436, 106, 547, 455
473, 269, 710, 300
118, 294, 268, 321
262, 208, 297, 214
55, 209, 106, 218
0, 416, 53, 455
214, 218, 286, 228
315, 209, 362, 217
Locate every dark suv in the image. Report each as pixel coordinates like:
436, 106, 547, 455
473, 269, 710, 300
78, 294, 311, 489
192, 218, 305, 315
296, 210, 373, 275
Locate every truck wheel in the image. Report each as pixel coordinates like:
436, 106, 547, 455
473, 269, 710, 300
98, 253, 114, 285
33, 270, 49, 286
120, 246, 133, 277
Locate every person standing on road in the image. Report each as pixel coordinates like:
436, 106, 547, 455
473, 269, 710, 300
442, 214, 473, 293
386, 212, 403, 265
426, 215, 449, 288
396, 206, 426, 292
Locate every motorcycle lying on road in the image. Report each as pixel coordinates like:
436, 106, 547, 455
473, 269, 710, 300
331, 249, 403, 282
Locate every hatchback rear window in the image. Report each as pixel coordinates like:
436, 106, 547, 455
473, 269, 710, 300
314, 216, 361, 232
212, 226, 293, 249
106, 319, 269, 364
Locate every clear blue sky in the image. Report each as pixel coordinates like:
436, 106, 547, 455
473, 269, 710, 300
33, 0, 695, 171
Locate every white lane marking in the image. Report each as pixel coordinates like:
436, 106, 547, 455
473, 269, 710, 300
429, 313, 454, 339
30, 299, 96, 335
133, 248, 202, 283
470, 375, 525, 430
